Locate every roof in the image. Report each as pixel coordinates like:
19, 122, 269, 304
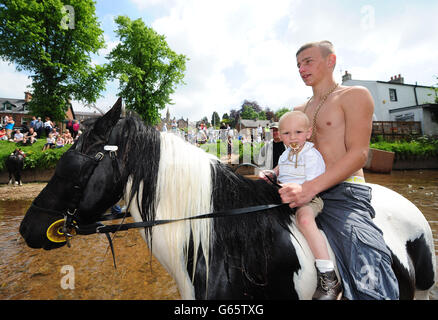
0, 98, 27, 113
388, 103, 438, 113
240, 119, 271, 128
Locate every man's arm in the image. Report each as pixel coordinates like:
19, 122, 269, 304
279, 87, 374, 207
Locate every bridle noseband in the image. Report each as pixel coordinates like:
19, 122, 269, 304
36, 144, 121, 247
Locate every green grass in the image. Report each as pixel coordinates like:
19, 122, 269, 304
0, 139, 71, 172
200, 139, 264, 162
370, 136, 438, 159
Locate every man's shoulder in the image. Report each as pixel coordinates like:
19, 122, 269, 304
338, 85, 371, 99
293, 104, 306, 112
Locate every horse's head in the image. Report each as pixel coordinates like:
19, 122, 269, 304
19, 98, 129, 249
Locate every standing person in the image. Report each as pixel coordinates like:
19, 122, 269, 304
43, 117, 53, 137
34, 117, 43, 138
66, 119, 74, 135
30, 116, 37, 130
5, 116, 15, 139
256, 122, 285, 170
227, 134, 232, 162
72, 120, 80, 139
279, 40, 398, 300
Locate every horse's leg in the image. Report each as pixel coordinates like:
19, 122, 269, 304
16, 170, 22, 186
8, 170, 13, 185
406, 235, 436, 300
390, 251, 415, 300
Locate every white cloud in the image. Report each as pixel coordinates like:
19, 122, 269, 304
0, 61, 32, 99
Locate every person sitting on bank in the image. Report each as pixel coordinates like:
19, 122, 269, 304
23, 127, 37, 145
12, 129, 24, 144
42, 133, 55, 151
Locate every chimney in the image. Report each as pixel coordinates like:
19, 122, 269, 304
342, 70, 352, 83
388, 74, 404, 84
24, 91, 32, 102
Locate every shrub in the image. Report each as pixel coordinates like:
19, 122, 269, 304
0, 139, 71, 172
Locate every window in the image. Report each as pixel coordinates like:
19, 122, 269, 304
389, 88, 397, 101
2, 102, 13, 111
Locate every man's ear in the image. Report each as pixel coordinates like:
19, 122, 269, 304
327, 53, 337, 70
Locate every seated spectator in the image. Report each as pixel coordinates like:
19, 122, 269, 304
23, 127, 37, 145
42, 133, 55, 151
51, 127, 59, 138
0, 126, 8, 141
62, 129, 74, 145
12, 129, 24, 143
55, 135, 65, 148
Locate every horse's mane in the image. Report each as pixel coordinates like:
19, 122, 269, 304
115, 117, 293, 293
209, 162, 293, 288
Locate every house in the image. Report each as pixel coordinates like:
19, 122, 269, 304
239, 119, 271, 130
0, 92, 33, 127
1, 92, 77, 132
342, 71, 438, 135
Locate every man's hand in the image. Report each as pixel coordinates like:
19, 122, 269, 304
278, 181, 316, 208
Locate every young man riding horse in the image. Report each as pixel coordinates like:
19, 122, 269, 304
280, 40, 398, 299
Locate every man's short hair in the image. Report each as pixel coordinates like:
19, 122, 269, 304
296, 40, 335, 58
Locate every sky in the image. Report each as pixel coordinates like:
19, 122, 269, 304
1, 0, 437, 122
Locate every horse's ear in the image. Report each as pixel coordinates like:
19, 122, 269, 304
93, 97, 122, 136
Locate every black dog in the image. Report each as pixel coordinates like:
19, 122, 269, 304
6, 148, 25, 185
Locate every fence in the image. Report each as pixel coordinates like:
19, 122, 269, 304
372, 121, 422, 141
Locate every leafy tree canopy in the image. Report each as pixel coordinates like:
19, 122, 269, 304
0, 0, 106, 121
106, 16, 187, 125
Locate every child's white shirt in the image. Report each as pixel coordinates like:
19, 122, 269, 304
277, 141, 325, 185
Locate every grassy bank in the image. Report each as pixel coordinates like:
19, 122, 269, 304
0, 140, 71, 172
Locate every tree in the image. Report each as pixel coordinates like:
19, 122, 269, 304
240, 100, 262, 114
0, 0, 106, 121
106, 16, 187, 125
275, 107, 290, 120
211, 111, 220, 128
240, 105, 259, 120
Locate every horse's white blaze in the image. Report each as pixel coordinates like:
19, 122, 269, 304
126, 132, 217, 299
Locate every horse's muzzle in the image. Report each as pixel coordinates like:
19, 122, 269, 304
19, 205, 66, 250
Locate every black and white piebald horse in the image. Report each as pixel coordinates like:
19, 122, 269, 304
19, 99, 436, 299
6, 148, 25, 185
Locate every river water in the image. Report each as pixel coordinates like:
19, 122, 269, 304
0, 170, 437, 300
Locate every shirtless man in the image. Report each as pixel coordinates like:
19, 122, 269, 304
279, 41, 399, 300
